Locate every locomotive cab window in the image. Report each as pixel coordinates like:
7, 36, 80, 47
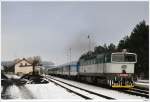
124, 54, 136, 62
112, 54, 124, 62
111, 53, 136, 62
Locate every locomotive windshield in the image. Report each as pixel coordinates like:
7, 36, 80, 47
111, 53, 136, 62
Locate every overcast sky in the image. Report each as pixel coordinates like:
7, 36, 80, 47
2, 2, 149, 65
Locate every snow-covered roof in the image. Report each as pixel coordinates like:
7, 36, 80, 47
15, 58, 32, 65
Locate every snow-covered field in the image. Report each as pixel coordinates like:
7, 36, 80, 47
1, 82, 84, 99
5, 74, 21, 79
47, 76, 148, 100
135, 82, 149, 88
137, 79, 149, 83
1, 74, 149, 101
25, 83, 84, 99
1, 86, 3, 93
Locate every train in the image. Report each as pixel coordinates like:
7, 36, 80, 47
48, 50, 137, 88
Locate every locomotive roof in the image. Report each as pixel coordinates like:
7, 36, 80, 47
112, 52, 136, 55
79, 52, 109, 61
80, 52, 136, 60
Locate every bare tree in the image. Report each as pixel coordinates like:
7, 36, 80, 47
14, 58, 21, 63
30, 56, 41, 75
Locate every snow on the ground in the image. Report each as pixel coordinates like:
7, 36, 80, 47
5, 74, 21, 79
135, 82, 149, 89
135, 79, 149, 88
1, 85, 20, 99
137, 79, 149, 83
8, 85, 22, 99
48, 76, 147, 100
2, 85, 33, 99
25, 82, 84, 99
1, 86, 3, 93
49, 78, 106, 99
2, 83, 84, 99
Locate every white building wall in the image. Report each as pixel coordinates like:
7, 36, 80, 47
15, 60, 33, 74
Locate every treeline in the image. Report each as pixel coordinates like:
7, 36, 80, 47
79, 20, 149, 79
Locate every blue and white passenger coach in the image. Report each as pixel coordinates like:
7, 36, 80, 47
48, 61, 79, 78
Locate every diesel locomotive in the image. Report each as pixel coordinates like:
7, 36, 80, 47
48, 50, 137, 88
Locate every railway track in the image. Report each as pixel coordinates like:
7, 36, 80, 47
45, 76, 115, 100
134, 86, 149, 91
130, 87, 149, 94
119, 87, 149, 98
46, 75, 149, 99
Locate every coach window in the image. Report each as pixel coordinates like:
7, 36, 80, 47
98, 59, 100, 64
99, 58, 101, 63
85, 61, 87, 65
93, 59, 95, 64
97, 58, 100, 64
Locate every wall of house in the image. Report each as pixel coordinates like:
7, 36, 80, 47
15, 60, 33, 75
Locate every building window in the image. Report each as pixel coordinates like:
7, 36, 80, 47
20, 63, 23, 67
25, 63, 27, 66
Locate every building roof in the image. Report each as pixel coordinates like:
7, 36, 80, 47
15, 58, 32, 65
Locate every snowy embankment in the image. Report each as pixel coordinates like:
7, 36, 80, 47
47, 76, 147, 100
25, 83, 84, 99
5, 74, 21, 79
1, 86, 3, 93
135, 80, 149, 89
1, 83, 84, 99
1, 74, 84, 99
137, 80, 149, 83
1, 85, 34, 99
8, 85, 22, 99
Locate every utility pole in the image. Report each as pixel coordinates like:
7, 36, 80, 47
69, 48, 71, 76
67, 50, 69, 64
88, 35, 91, 52
69, 48, 71, 64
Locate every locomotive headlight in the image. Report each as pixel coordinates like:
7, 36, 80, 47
121, 65, 127, 70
